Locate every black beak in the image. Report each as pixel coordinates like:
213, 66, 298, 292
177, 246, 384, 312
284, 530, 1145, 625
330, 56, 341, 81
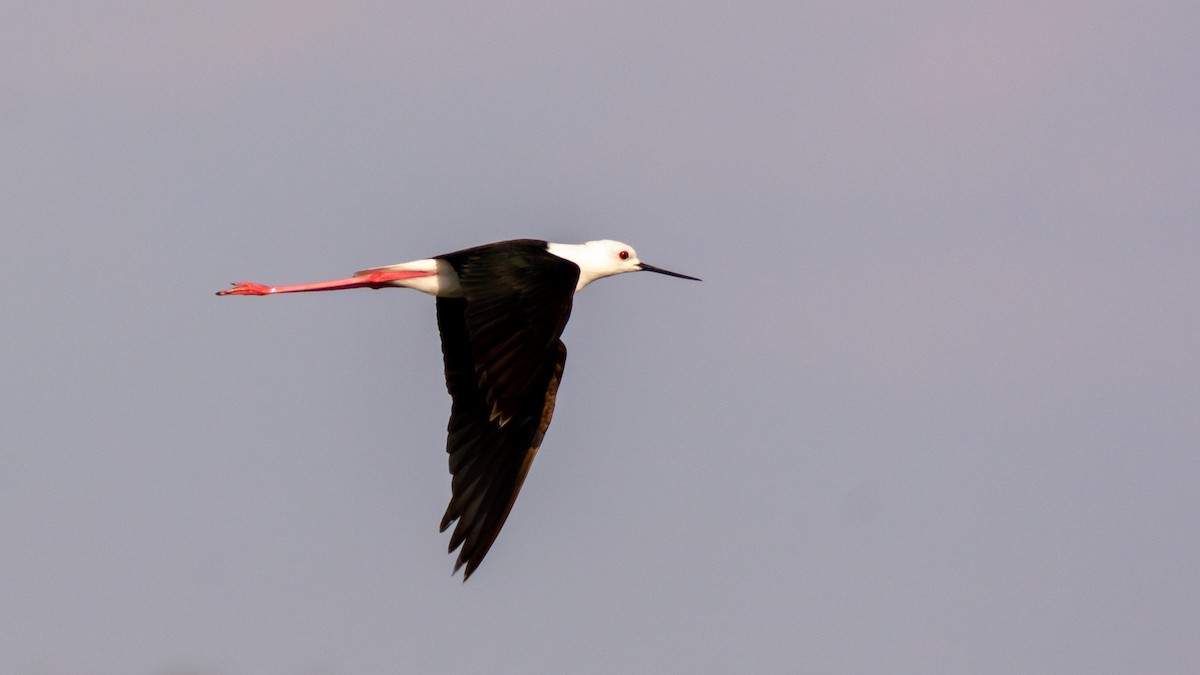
637, 262, 701, 281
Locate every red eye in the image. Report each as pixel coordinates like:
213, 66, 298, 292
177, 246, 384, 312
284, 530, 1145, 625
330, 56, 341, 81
618, 250, 630, 260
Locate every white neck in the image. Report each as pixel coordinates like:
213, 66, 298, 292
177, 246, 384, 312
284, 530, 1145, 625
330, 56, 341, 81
546, 242, 613, 291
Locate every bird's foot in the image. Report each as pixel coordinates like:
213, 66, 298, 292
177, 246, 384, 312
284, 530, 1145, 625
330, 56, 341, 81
216, 282, 273, 296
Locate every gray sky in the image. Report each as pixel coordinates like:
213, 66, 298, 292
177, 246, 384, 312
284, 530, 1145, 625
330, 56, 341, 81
3, 2, 1198, 673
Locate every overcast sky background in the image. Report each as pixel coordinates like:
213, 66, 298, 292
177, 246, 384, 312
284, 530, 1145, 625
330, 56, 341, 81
3, 2, 1198, 673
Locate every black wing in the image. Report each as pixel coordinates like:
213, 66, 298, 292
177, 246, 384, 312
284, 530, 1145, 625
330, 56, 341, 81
435, 240, 579, 579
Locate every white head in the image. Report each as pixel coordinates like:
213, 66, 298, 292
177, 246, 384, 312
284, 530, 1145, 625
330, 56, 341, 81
547, 239, 700, 291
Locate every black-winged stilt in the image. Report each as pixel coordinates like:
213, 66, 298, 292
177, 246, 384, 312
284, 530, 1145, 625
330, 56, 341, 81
218, 239, 699, 579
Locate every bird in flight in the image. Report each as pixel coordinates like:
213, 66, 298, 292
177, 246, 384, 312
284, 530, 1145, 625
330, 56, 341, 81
218, 238, 699, 579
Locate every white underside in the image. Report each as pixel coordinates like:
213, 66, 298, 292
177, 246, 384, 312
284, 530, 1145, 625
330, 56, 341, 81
355, 258, 463, 297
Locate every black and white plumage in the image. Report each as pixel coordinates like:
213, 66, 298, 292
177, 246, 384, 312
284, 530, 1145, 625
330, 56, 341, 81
218, 238, 699, 579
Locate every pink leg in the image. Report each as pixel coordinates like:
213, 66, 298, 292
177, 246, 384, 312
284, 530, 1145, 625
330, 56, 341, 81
216, 270, 435, 296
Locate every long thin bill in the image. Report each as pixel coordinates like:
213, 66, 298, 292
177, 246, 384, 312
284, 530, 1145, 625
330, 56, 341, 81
638, 262, 701, 281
